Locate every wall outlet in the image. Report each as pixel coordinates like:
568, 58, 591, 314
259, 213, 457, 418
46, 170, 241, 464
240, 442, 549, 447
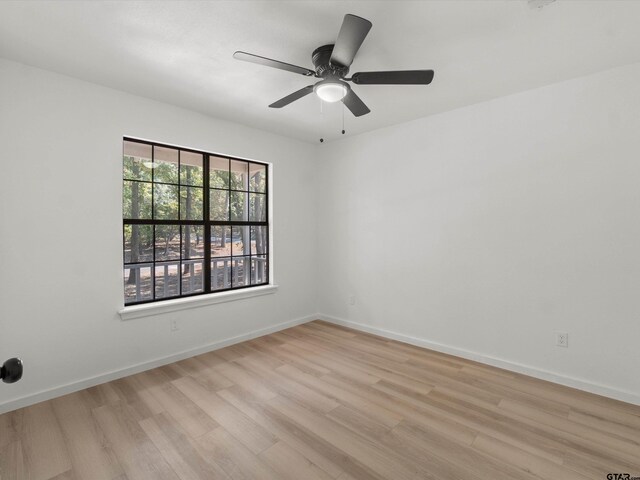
556, 332, 568, 348
348, 294, 356, 305
170, 319, 180, 332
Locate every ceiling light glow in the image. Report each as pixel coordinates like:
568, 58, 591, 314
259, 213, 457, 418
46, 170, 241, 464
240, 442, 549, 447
315, 81, 348, 102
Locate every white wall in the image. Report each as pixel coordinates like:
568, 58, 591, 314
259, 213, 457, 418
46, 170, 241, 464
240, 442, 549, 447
317, 62, 640, 403
0, 59, 318, 412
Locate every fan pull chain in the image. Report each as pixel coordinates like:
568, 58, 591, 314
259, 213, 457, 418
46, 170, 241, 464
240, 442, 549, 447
319, 99, 324, 143
342, 102, 345, 135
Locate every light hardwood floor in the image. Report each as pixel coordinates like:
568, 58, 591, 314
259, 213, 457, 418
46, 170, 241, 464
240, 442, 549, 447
1, 320, 639, 480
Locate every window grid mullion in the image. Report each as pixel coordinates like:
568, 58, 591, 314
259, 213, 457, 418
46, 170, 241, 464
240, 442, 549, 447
151, 146, 156, 299
123, 138, 268, 306
203, 154, 212, 293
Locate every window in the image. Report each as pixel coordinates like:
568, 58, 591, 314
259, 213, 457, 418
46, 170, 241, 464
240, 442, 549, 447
122, 138, 269, 305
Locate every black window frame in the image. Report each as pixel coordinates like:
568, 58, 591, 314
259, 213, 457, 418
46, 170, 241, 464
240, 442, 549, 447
122, 137, 269, 306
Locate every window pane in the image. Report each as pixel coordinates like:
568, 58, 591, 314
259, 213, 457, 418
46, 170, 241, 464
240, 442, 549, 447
123, 181, 152, 219
210, 156, 229, 188
124, 224, 153, 263
180, 186, 203, 220
232, 256, 249, 287
154, 225, 180, 261
231, 226, 249, 256
251, 255, 268, 285
155, 262, 180, 299
181, 260, 204, 294
211, 226, 231, 257
250, 226, 268, 255
182, 225, 204, 259
154, 184, 179, 220
230, 159, 249, 190
123, 141, 152, 181
154, 146, 179, 184
124, 264, 152, 304
249, 163, 266, 192
250, 193, 266, 222
211, 258, 231, 290
123, 139, 269, 304
180, 151, 203, 186
230, 191, 248, 221
210, 189, 229, 221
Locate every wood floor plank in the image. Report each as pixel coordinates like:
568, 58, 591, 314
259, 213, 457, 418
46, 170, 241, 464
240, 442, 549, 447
321, 373, 478, 445
145, 382, 219, 439
0, 441, 27, 480
107, 378, 160, 422
563, 449, 640, 480
267, 394, 418, 480
235, 356, 340, 413
212, 360, 278, 401
251, 339, 333, 376
51, 392, 124, 480
237, 341, 286, 370
194, 427, 281, 480
392, 421, 541, 480
192, 367, 235, 392
461, 364, 640, 420
82, 382, 125, 409
172, 376, 276, 454
422, 387, 568, 464
455, 369, 572, 418
327, 404, 392, 440
139, 412, 231, 480
0, 410, 21, 450
216, 385, 348, 479
568, 407, 640, 443
48, 470, 77, 480
374, 431, 468, 480
276, 363, 403, 429
290, 332, 481, 400
498, 397, 640, 466
280, 341, 381, 385
306, 321, 359, 339
19, 402, 72, 480
259, 441, 334, 480
92, 402, 179, 480
1, 320, 638, 480
473, 434, 591, 480
191, 350, 228, 369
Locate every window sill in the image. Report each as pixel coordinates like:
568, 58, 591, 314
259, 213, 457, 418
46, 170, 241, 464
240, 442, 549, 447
118, 285, 278, 321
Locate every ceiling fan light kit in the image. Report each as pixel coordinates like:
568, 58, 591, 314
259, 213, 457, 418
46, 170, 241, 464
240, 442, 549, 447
314, 79, 349, 102
233, 14, 434, 119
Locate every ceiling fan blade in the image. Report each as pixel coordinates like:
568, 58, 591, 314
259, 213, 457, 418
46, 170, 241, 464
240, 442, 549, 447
269, 86, 315, 108
342, 89, 370, 117
233, 51, 315, 77
351, 70, 435, 85
330, 14, 372, 68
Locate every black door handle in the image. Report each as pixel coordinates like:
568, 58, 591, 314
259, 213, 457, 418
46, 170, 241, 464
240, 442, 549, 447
1, 358, 23, 384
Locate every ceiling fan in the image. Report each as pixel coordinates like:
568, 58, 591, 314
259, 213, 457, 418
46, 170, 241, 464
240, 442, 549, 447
233, 14, 434, 117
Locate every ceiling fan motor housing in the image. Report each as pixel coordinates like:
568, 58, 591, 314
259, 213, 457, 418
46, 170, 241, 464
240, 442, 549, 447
313, 44, 349, 78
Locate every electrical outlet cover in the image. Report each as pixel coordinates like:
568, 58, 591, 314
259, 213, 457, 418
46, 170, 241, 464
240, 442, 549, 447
556, 332, 568, 347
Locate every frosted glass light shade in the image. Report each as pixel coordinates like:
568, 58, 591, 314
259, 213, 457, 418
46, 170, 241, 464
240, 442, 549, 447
315, 82, 348, 102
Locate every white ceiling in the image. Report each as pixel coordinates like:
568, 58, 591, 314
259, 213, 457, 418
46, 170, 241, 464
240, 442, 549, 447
1, 1, 640, 143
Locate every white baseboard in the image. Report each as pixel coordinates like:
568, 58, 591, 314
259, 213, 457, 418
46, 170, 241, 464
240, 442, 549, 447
318, 314, 640, 406
0, 314, 315, 414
